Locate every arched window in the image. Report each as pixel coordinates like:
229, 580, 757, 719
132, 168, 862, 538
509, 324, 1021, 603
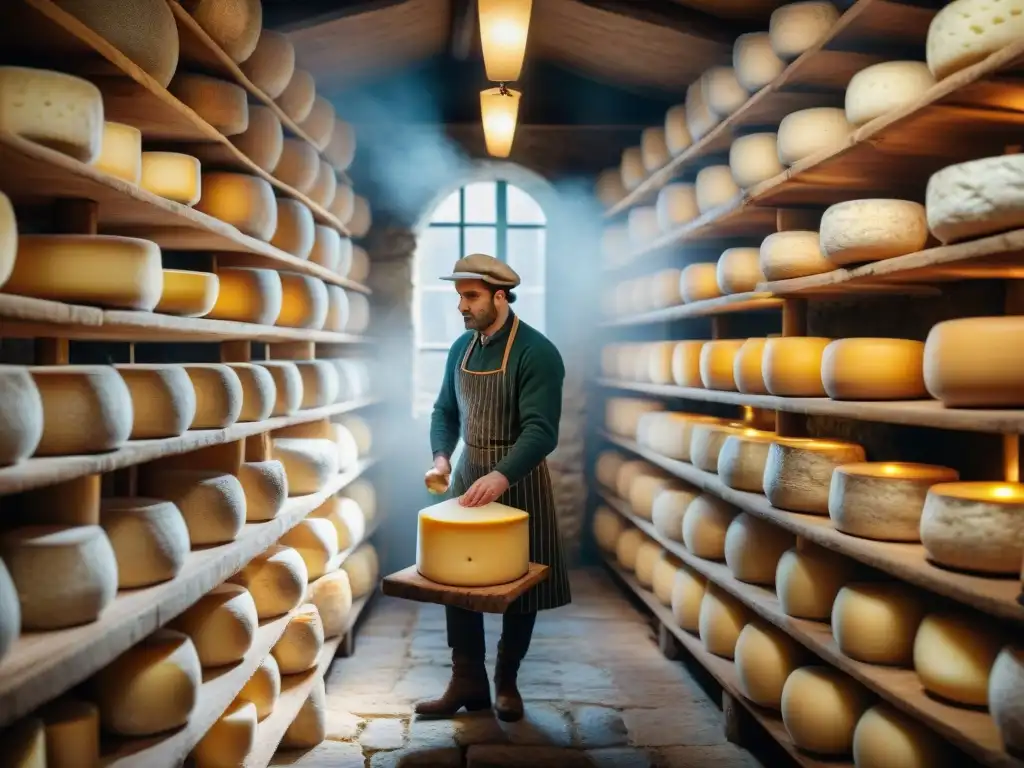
412, 180, 547, 416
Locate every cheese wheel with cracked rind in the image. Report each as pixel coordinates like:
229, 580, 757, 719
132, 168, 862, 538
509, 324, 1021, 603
209, 267, 283, 325
301, 97, 336, 151
142, 470, 246, 545
990, 646, 1024, 755
926, 0, 1024, 81
718, 432, 776, 492
223, 363, 276, 423
733, 338, 768, 395
735, 622, 804, 710
641, 127, 670, 173
620, 146, 646, 191
760, 230, 834, 281
309, 569, 354, 637
820, 198, 928, 265
913, 612, 1005, 706
695, 165, 739, 213
926, 154, 1024, 244
777, 107, 851, 166
271, 199, 316, 259
238, 460, 288, 521
325, 120, 357, 173
764, 438, 866, 514
349, 196, 372, 239
781, 666, 871, 755
730, 132, 783, 188
272, 603, 324, 674
114, 364, 196, 440
671, 566, 705, 632
698, 584, 748, 658
769, 2, 840, 60
92, 122, 142, 183
39, 697, 101, 768
699, 340, 744, 390
776, 542, 855, 620
277, 273, 329, 330
853, 703, 951, 768
171, 583, 257, 667
281, 676, 327, 748
680, 263, 722, 304
821, 338, 927, 400
725, 513, 795, 585
31, 366, 133, 455
664, 104, 691, 156
241, 30, 295, 98
762, 336, 831, 396
280, 518, 340, 581
273, 438, 341, 495
832, 581, 926, 666
0, 366, 43, 466
276, 69, 316, 123
183, 363, 243, 429
192, 700, 257, 768
845, 61, 936, 127
230, 545, 308, 619
342, 543, 379, 598
309, 161, 338, 209
196, 173, 277, 241
235, 653, 280, 721
924, 316, 1024, 406
169, 74, 248, 136
156, 269, 219, 318
733, 32, 785, 92
683, 494, 738, 560
656, 184, 699, 232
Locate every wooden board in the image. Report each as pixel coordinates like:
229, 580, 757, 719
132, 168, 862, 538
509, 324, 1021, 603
601, 293, 782, 327
382, 563, 550, 613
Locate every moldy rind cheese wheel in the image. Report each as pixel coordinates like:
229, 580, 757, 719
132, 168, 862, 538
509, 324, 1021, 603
926, 154, 1024, 244
280, 518, 340, 581
990, 646, 1024, 755
114, 364, 197, 439
924, 316, 1024, 406
241, 30, 296, 99
0, 366, 43, 465
820, 198, 929, 265
652, 488, 697, 541
821, 338, 927, 400
691, 424, 770, 473
273, 438, 341, 495
30, 366, 133, 455
763, 438, 866, 514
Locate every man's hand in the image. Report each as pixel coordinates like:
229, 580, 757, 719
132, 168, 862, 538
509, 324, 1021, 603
459, 471, 509, 507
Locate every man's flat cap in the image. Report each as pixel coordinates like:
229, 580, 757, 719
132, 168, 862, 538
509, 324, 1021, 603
439, 253, 521, 288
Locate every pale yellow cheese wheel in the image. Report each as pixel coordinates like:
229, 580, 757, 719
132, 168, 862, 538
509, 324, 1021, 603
310, 569, 354, 639
342, 543, 379, 597
819, 198, 929, 265
671, 342, 705, 388
821, 338, 927, 400
620, 146, 646, 191
831, 582, 926, 666
281, 676, 327, 749
99, 497, 190, 588
273, 438, 342, 495
30, 366, 134, 456
224, 363, 276, 423
183, 363, 244, 429
646, 341, 676, 385
277, 273, 329, 330
733, 338, 768, 395
780, 666, 871, 755
769, 1, 840, 60
698, 583, 748, 658
913, 612, 1005, 706
230, 545, 308, 619
716, 247, 764, 295
724, 513, 796, 585
141, 470, 246, 545
325, 120, 357, 173
685, 77, 719, 141
691, 424, 769, 474
171, 583, 258, 668
845, 61, 937, 128
759, 230, 835, 281
169, 74, 249, 137
238, 460, 288, 522
271, 199, 316, 259
640, 126, 670, 172
927, 0, 1024, 80
616, 528, 644, 571
275, 138, 320, 194
652, 552, 680, 606
156, 269, 219, 318
182, 0, 262, 63
776, 542, 856, 620
777, 107, 852, 166
593, 507, 625, 552
634, 540, 662, 588
309, 160, 338, 209
699, 340, 745, 390
695, 165, 740, 214
615, 460, 658, 502
140, 152, 202, 206
192, 700, 257, 768
853, 703, 950, 768
0, 366, 43, 466
733, 32, 784, 92
734, 622, 804, 710
229, 104, 285, 173
656, 184, 699, 231
241, 30, 295, 98
596, 451, 626, 489
92, 121, 142, 183
209, 267, 283, 325
762, 336, 831, 396
664, 103, 691, 156
729, 132, 783, 188
680, 262, 722, 303
670, 566, 706, 633
280, 519, 340, 582
236, 655, 280, 721
717, 432, 776, 492
764, 438, 866, 514
276, 69, 316, 124
255, 361, 303, 416
682, 494, 738, 560
629, 473, 677, 521
196, 173, 277, 241
114, 363, 196, 440
702, 66, 748, 119
272, 603, 324, 674
923, 316, 1024, 407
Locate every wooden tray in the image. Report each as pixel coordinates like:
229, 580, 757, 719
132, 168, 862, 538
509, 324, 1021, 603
382, 564, 549, 613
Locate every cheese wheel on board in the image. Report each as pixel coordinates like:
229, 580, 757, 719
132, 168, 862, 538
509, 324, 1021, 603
343, 480, 376, 523
208, 267, 283, 325
172, 583, 258, 668
230, 545, 308, 619
92, 122, 142, 183
702, 66, 748, 119
30, 366, 133, 456
616, 528, 644, 571
920, 482, 1024, 575
223, 363, 276, 423
680, 262, 722, 304
725, 513, 796, 585
142, 470, 246, 545
853, 703, 951, 768
634, 540, 662, 588
769, 2, 840, 61
682, 494, 738, 560
236, 654, 280, 721
240, 29, 295, 98
281, 676, 327, 749
156, 269, 218, 318
628, 207, 660, 248
990, 647, 1024, 755
301, 97, 336, 151
196, 173, 277, 241
685, 78, 720, 142
0, 67, 103, 163
342, 543, 379, 598
192, 700, 257, 768
716, 248, 764, 295
276, 69, 316, 124
620, 146, 646, 191
309, 225, 342, 271
596, 168, 627, 209
99, 498, 190, 587
652, 552, 680, 606
169, 74, 248, 136
764, 438, 866, 514
325, 120, 357, 173
656, 184, 699, 232
182, 0, 262, 63
777, 108, 852, 166
640, 127, 670, 173
275, 138, 319, 194
718, 432, 775, 492
277, 273, 329, 330
733, 338, 768, 395
140, 151, 202, 206
777, 542, 856, 619
2, 718, 44, 767
735, 623, 805, 711
913, 612, 1005, 706
927, 0, 1024, 81
695, 165, 740, 214
39, 697, 101, 768
325, 285, 351, 333
821, 338, 927, 400
832, 582, 926, 666
845, 61, 936, 127
762, 336, 831, 396
649, 268, 684, 309
671, 566, 706, 633
927, 154, 1024, 245
272, 604, 324, 674
271, 199, 316, 259
309, 160, 338, 209
698, 583, 748, 658
238, 460, 288, 522
309, 569, 354, 638
671, 341, 705, 388
698, 340, 744, 390
272, 438, 341, 495
280, 518, 340, 581
652, 488, 698, 542
664, 104, 692, 156
0, 367, 43, 466
820, 198, 929, 265
0, 190, 15, 290
0, 524, 117, 630
829, 462, 958, 542
691, 424, 769, 473
349, 196, 372, 239
114, 364, 196, 440
7, 234, 163, 311
760, 229, 834, 281
228, 104, 285, 173
924, 316, 1024, 406
733, 32, 785, 92
596, 451, 626, 489
593, 507, 625, 552
729, 132, 783, 189
182, 363, 243, 429
781, 666, 871, 755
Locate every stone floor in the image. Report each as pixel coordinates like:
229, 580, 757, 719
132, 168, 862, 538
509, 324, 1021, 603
272, 568, 764, 768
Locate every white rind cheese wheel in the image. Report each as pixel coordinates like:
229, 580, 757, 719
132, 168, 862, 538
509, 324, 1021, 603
142, 470, 246, 545
733, 32, 785, 92
926, 154, 1024, 244
271, 199, 316, 259
209, 268, 283, 325
338, 414, 372, 455
698, 584, 748, 658
634, 540, 662, 588
417, 499, 529, 587
100, 497, 190, 588
310, 225, 342, 271
256, 361, 303, 416
0, 67, 104, 163
853, 703, 950, 768
156, 269, 219, 318
698, 340, 743, 390
293, 360, 340, 409
280, 518, 340, 582
8, 235, 163, 311
652, 552, 679, 606
276, 138, 320, 195
691, 424, 769, 474
196, 173, 277, 241
301, 97, 336, 152
616, 460, 657, 501
183, 363, 243, 429
724, 513, 795, 585
695, 165, 740, 214
0, 559, 20, 661
224, 363, 276, 423
0, 367, 44, 465
913, 612, 1005, 706
680, 263, 722, 304
924, 316, 1024, 406
734, 622, 804, 710
605, 397, 665, 439
640, 127, 670, 173
596, 168, 627, 209
685, 78, 720, 141
272, 438, 341, 495
682, 494, 738, 560
241, 30, 295, 99
183, 0, 261, 63
702, 67, 748, 119
821, 338, 927, 400
717, 433, 776, 492
349, 196, 372, 239
620, 146, 646, 191
169, 74, 249, 136
94, 629, 201, 736
140, 151, 202, 206
272, 603, 324, 674
39, 697, 101, 768
325, 121, 357, 173
829, 463, 959, 542
277, 273, 329, 330
990, 646, 1024, 755
762, 336, 831, 396
238, 460, 288, 522
733, 338, 768, 395
31, 366, 134, 456
820, 198, 928, 265
276, 69, 316, 124
281, 676, 327, 749
670, 566, 706, 632
672, 342, 706, 389
192, 700, 257, 768
656, 184, 699, 232
777, 107, 852, 166
832, 582, 926, 666
237, 654, 280, 721
764, 438, 866, 514
93, 122, 142, 183
664, 104, 692, 156
845, 61, 936, 127
920, 482, 1024, 575
730, 133, 783, 188
628, 207, 661, 248
231, 545, 308, 619
759, 230, 834, 281
926, 0, 1024, 80
781, 666, 871, 755
342, 543, 379, 598
227, 104, 285, 173
115, 364, 196, 439
769, 2, 840, 61
308, 569, 353, 637
616, 528, 643, 571
637, 412, 706, 461
776, 543, 855, 620
172, 583, 258, 668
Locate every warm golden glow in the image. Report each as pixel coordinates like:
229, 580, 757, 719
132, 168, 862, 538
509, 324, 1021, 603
932, 481, 1024, 504
1004, 434, 1020, 483
480, 87, 521, 158
478, 0, 533, 82
741, 405, 755, 422
840, 462, 960, 481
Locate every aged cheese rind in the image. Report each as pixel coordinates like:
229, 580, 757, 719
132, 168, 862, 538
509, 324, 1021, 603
310, 162, 339, 210
820, 198, 929, 264
209, 267, 283, 326
141, 151, 203, 206
276, 138, 320, 195
192, 700, 257, 768
273, 438, 341, 495
762, 336, 831, 396
769, 2, 840, 60
683, 494, 738, 560
227, 104, 285, 173
680, 263, 722, 304
724, 513, 795, 585
0, 366, 44, 466
718, 433, 776, 492
695, 165, 740, 214
277, 273, 330, 330
733, 338, 768, 395
670, 566, 706, 632
664, 104, 692, 156
115, 363, 197, 439
142, 470, 246, 545
652, 488, 694, 541
853, 703, 950, 768
641, 127, 670, 173
281, 518, 340, 581
777, 107, 851, 166
698, 340, 744, 391
325, 120, 357, 173
990, 646, 1024, 754
100, 497, 190, 587
698, 584, 748, 658
272, 603, 324, 673
733, 32, 785, 92
281, 676, 327, 748
230, 545, 309, 619
39, 697, 101, 768
256, 361, 303, 416
169, 74, 249, 136
763, 438, 866, 514
781, 666, 871, 755
926, 0, 1024, 81
156, 269, 219, 318
0, 190, 16, 290
238, 460, 288, 521
236, 654, 280, 720
729, 133, 783, 188
196, 173, 277, 241
821, 338, 927, 400
172, 583, 258, 668
926, 154, 1024, 244
224, 363, 277, 423
241, 29, 296, 98
685, 78, 719, 141
309, 569, 353, 637
30, 366, 134, 456
845, 61, 936, 127
656, 184, 699, 232
183, 363, 243, 429
183, 0, 262, 62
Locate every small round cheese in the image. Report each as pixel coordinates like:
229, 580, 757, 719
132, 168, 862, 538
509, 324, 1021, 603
764, 438, 866, 514
277, 273, 329, 330
717, 247, 764, 295
920, 482, 1024, 575
183, 363, 243, 429
196, 173, 277, 241
616, 528, 644, 571
777, 108, 852, 166
272, 603, 324, 674
781, 666, 871, 755
853, 703, 950, 768
672, 342, 706, 388
730, 133, 783, 189
683, 494, 738, 560
725, 513, 796, 585
664, 104, 692, 156
39, 697, 101, 768
733, 32, 785, 92
680, 263, 722, 304
651, 552, 680, 606
698, 584, 748, 658
717, 432, 776, 492
332, 185, 355, 228
820, 198, 929, 265
845, 61, 936, 127
230, 545, 308, 619
759, 230, 834, 281
769, 2, 840, 61
650, 269, 684, 309
734, 623, 804, 710
309, 160, 339, 209
990, 646, 1024, 755
695, 165, 740, 213
256, 361, 303, 416
656, 184, 699, 232
338, 414, 371, 457
762, 336, 831, 396
605, 397, 665, 439
620, 146, 646, 191
596, 168, 628, 209
271, 199, 316, 260
169, 74, 249, 137
100, 498, 190, 588
325, 286, 351, 334
30, 366, 134, 456
236, 654, 280, 721
342, 543, 379, 598
172, 583, 258, 668
93, 121, 142, 183
926, 0, 1024, 80
821, 338, 927, 400
309, 569, 354, 638
229, 104, 285, 173
670, 566, 706, 633
702, 66, 748, 119
281, 518, 340, 581
140, 152, 202, 206
0, 367, 42, 466
829, 463, 959, 542
293, 360, 340, 409
776, 542, 857, 620
156, 269, 219, 318
616, 460, 657, 501
273, 438, 342, 495
277, 69, 316, 123
209, 267, 283, 325
276, 139, 320, 195
192, 700, 257, 768
733, 338, 768, 395
638, 412, 708, 460
832, 581, 926, 666
634, 540, 662, 588
593, 507, 625, 552
281, 676, 327, 748
114, 364, 196, 440
310, 226, 344, 271
629, 473, 678, 521
241, 30, 296, 98
685, 78, 720, 141
185, 0, 262, 63
924, 316, 1024, 406
691, 424, 769, 474
628, 207, 661, 248
239, 460, 288, 522
641, 127, 670, 173
652, 488, 699, 542
699, 340, 744, 390
914, 612, 1005, 707
142, 470, 246, 545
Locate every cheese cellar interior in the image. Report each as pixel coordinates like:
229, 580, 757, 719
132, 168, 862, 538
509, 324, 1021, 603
0, 0, 1023, 766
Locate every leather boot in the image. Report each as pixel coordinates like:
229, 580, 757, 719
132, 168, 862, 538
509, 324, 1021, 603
414, 651, 492, 717
494, 643, 525, 722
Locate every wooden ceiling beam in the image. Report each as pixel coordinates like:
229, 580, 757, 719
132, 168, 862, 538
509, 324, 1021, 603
573, 0, 755, 43
450, 0, 477, 60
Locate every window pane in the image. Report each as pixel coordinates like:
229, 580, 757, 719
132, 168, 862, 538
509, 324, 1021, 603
416, 350, 450, 402
418, 289, 467, 345
507, 228, 545, 285
507, 184, 546, 224
430, 191, 461, 223
513, 291, 546, 332
463, 182, 497, 224
417, 226, 460, 283
464, 226, 497, 257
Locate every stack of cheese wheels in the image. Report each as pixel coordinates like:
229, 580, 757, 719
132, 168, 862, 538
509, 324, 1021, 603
616, 527, 644, 571
821, 338, 927, 400
652, 485, 699, 543
777, 107, 851, 166
927, 154, 1024, 244
699, 583, 748, 658
762, 335, 831, 396
760, 230, 835, 281
853, 703, 950, 768
724, 513, 795, 585
663, 103, 690, 156
781, 666, 872, 756
695, 165, 739, 213
671, 565, 706, 633
769, 1, 840, 61
777, 541, 857, 620
844, 61, 936, 128
683, 494, 738, 560
832, 581, 926, 666
819, 199, 929, 265
923, 316, 1024, 407
735, 622, 804, 710
927, 0, 1024, 81
417, 498, 529, 587
764, 437, 866, 514
690, 423, 770, 474
914, 612, 1006, 707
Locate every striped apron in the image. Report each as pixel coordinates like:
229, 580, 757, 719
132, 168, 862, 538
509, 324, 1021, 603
452, 316, 572, 613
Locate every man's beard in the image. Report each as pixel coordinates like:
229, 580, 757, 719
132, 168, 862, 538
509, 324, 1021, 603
463, 301, 498, 331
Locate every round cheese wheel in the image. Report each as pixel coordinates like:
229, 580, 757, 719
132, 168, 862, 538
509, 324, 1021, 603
224, 363, 276, 423
332, 184, 356, 226
342, 543, 379, 598
634, 540, 662, 588
30, 366, 134, 455
346, 291, 370, 334
776, 542, 856, 620
699, 340, 744, 390
273, 438, 342, 495
280, 518, 340, 581
236, 654, 280, 721
780, 666, 871, 755
183, 0, 262, 63
620, 146, 646, 191
196, 173, 277, 241
141, 151, 203, 206
616, 460, 658, 501
192, 700, 257, 768
695, 165, 740, 213
769, 2, 840, 60
8, 234, 163, 311
652, 552, 680, 606
281, 676, 327, 748
93, 629, 201, 736
309, 160, 338, 208
821, 338, 927, 400
209, 267, 283, 325
652, 488, 698, 542
230, 104, 285, 173
691, 424, 768, 473
928, 154, 1024, 245
702, 66, 748, 118
114, 364, 196, 439
240, 30, 295, 98
680, 263, 722, 303
99, 497, 190, 587
734, 622, 804, 710
276, 138, 320, 194
777, 107, 851, 166
628, 207, 661, 248
924, 316, 1024, 406
349, 196, 372, 239
238, 460, 288, 522
343, 480, 376, 523
605, 397, 665, 439
271, 199, 316, 259
682, 494, 738, 560
730, 133, 783, 188
183, 363, 243, 429
725, 513, 796, 585
301, 97, 336, 151
231, 545, 308, 619
0, 190, 16, 290
759, 230, 834, 281
920, 482, 1024, 575
820, 198, 929, 265
664, 104, 692, 156
93, 121, 142, 183
325, 120, 357, 173
641, 127, 670, 173
672, 342, 706, 388
656, 184, 699, 232
277, 69, 316, 124
306, 225, 341, 272
309, 569, 354, 637
733, 32, 785, 92
273, 603, 324, 674
698, 584, 748, 658
649, 268, 684, 309
853, 703, 950, 768
156, 269, 219, 318
733, 338, 768, 395
990, 646, 1024, 755
764, 438, 866, 514
169, 74, 249, 137
845, 61, 936, 127
670, 565, 706, 632
829, 463, 959, 542
596, 168, 627, 209
142, 470, 246, 545
294, 360, 340, 409
325, 285, 351, 333
593, 507, 625, 552
0, 367, 43, 466
645, 342, 674, 385
641, 412, 715, 461
762, 336, 831, 396
38, 697, 101, 768
616, 528, 644, 571
172, 583, 258, 667
832, 581, 926, 666
685, 78, 720, 141
717, 247, 764, 295
914, 612, 1005, 706
596, 451, 626, 489
277, 273, 329, 330
717, 432, 776, 492
926, 0, 1024, 80
629, 473, 678, 521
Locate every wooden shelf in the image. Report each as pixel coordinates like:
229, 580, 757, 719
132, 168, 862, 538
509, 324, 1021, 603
601, 433, 1024, 625
0, 135, 368, 294
602, 495, 1015, 768
0, 398, 378, 496
0, 458, 377, 726
598, 379, 1024, 434
602, 557, 848, 768
601, 293, 782, 327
